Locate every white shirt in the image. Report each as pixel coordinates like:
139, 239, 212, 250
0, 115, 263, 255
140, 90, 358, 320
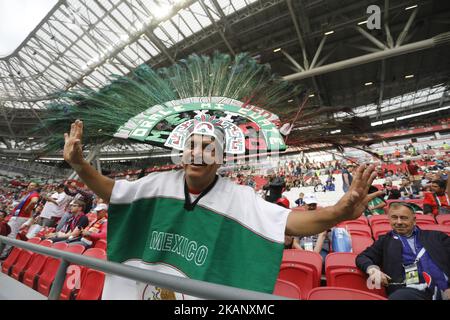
40, 191, 72, 219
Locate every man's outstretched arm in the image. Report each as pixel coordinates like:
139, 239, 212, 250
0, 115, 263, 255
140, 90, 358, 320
64, 120, 115, 202
286, 165, 381, 237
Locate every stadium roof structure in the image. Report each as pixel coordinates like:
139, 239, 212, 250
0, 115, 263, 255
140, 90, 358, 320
0, 0, 449, 164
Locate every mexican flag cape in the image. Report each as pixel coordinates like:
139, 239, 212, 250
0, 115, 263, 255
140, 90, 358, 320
102, 170, 289, 300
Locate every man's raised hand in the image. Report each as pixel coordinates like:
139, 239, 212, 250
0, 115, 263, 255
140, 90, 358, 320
333, 164, 384, 222
64, 120, 85, 167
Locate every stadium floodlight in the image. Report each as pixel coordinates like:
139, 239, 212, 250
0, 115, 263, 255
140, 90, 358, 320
273, 48, 281, 52
396, 105, 450, 120
405, 5, 418, 10
365, 82, 373, 86
324, 31, 334, 35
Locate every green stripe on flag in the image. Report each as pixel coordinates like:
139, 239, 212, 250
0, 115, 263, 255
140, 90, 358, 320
107, 197, 283, 293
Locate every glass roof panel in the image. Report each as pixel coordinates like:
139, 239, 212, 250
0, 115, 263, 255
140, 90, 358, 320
0, 0, 58, 57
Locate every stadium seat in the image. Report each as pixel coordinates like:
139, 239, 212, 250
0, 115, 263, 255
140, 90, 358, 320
22, 240, 53, 289
368, 215, 389, 227
307, 287, 387, 300
419, 224, 450, 236
325, 252, 386, 297
273, 279, 302, 299
350, 235, 374, 255
27, 237, 42, 244
337, 216, 368, 227
60, 248, 106, 300
1, 247, 22, 275
75, 269, 105, 300
278, 249, 322, 299
345, 225, 372, 238
415, 214, 436, 226
94, 239, 107, 251
436, 215, 450, 226
10, 249, 34, 281
36, 242, 69, 296
371, 224, 392, 240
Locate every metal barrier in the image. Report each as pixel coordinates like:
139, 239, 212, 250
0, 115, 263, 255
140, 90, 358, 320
0, 236, 290, 300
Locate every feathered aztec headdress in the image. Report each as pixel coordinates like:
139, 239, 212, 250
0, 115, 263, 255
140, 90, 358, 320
35, 52, 379, 160
36, 53, 299, 159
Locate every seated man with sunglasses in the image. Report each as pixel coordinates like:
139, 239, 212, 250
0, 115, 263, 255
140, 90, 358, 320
356, 202, 450, 300
44, 199, 89, 243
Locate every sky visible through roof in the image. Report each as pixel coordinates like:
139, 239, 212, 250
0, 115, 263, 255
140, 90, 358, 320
0, 0, 57, 57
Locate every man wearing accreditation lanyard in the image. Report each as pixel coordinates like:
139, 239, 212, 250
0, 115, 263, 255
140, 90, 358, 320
356, 202, 450, 300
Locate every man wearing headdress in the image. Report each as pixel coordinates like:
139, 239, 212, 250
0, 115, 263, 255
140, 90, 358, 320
64, 119, 380, 299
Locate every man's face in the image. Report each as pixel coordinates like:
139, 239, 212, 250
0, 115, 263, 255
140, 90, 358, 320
388, 206, 416, 236
431, 182, 444, 194
307, 203, 317, 211
69, 203, 82, 214
182, 134, 221, 183
402, 179, 410, 186
27, 182, 37, 192
97, 209, 107, 219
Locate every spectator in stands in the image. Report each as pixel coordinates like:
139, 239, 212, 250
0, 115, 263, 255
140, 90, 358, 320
64, 181, 94, 213
297, 194, 330, 262
356, 202, 450, 300
442, 142, 449, 150
341, 165, 353, 193
294, 192, 305, 207
263, 170, 285, 203
38, 184, 72, 228
45, 199, 89, 243
383, 179, 401, 200
73, 203, 108, 248
0, 211, 10, 237
364, 186, 386, 217
277, 198, 301, 250
400, 178, 422, 200
406, 160, 421, 188
0, 182, 39, 259
423, 180, 450, 216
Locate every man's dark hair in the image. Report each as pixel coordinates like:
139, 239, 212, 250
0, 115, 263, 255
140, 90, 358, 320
57, 184, 65, 189
431, 179, 447, 190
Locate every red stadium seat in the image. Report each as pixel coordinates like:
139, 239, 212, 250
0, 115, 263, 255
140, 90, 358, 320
65, 244, 86, 255
278, 250, 322, 299
345, 225, 372, 238
307, 287, 387, 300
419, 224, 450, 236
60, 248, 106, 300
325, 252, 386, 297
94, 239, 107, 251
337, 216, 368, 227
415, 214, 436, 227
38, 244, 85, 297
75, 269, 105, 300
1, 247, 22, 275
350, 235, 374, 255
436, 215, 450, 226
273, 279, 302, 299
27, 237, 42, 244
371, 224, 392, 240
22, 240, 53, 289
36, 242, 69, 296
368, 215, 389, 227
10, 249, 34, 281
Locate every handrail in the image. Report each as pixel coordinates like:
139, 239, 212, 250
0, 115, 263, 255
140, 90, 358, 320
0, 236, 290, 300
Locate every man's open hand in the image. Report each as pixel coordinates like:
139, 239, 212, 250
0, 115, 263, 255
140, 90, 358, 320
333, 164, 383, 222
64, 120, 85, 167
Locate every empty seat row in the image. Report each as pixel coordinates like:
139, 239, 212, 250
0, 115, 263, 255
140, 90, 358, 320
275, 251, 387, 300
1, 237, 107, 300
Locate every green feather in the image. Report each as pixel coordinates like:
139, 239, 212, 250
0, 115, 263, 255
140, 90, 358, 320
33, 52, 299, 153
